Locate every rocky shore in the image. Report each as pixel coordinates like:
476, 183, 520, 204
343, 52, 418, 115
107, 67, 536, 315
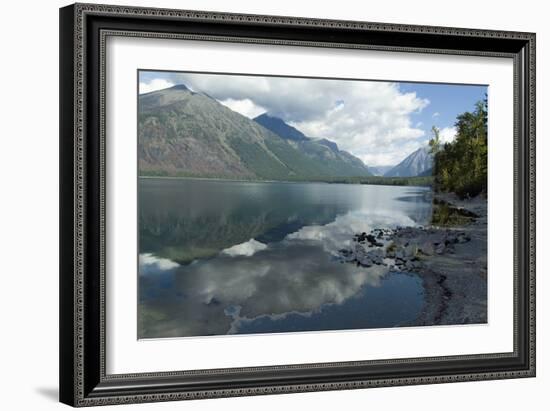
338, 193, 488, 326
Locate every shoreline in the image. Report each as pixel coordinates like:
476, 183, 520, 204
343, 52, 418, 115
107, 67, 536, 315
139, 174, 433, 188
339, 192, 488, 326
413, 193, 487, 326
411, 194, 488, 325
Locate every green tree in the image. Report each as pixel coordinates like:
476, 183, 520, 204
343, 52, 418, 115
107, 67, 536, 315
432, 97, 488, 198
429, 126, 441, 155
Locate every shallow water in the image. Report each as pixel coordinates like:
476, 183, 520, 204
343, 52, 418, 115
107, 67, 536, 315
138, 178, 433, 338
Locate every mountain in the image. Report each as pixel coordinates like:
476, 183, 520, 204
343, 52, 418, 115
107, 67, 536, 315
316, 138, 338, 151
368, 165, 394, 176
417, 167, 433, 177
384, 147, 433, 177
253, 113, 309, 142
253, 116, 371, 178
138, 85, 371, 180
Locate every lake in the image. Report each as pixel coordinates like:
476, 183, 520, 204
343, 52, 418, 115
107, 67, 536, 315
138, 177, 433, 338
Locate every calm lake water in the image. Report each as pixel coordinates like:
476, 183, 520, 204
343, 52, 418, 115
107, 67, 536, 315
138, 178, 433, 339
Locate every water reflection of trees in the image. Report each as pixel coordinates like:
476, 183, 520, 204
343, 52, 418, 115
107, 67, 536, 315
138, 179, 433, 338
139, 206, 429, 338
139, 179, 432, 264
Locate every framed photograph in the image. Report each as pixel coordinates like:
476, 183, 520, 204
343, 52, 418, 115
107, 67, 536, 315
59, 3, 536, 407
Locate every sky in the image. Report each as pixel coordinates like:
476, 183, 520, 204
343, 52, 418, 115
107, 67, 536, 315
139, 71, 487, 167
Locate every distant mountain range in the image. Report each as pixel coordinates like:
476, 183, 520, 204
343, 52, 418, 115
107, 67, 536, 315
384, 147, 433, 177
253, 114, 371, 177
138, 85, 372, 180
368, 165, 395, 176
253, 113, 308, 142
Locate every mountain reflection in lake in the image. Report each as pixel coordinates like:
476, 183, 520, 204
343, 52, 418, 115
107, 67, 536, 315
139, 178, 432, 338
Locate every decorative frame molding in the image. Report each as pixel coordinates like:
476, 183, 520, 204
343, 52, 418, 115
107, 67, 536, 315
60, 3, 535, 407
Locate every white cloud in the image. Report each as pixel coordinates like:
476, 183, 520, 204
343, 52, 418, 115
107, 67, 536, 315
144, 73, 431, 166
432, 112, 440, 118
359, 139, 425, 166
219, 98, 266, 119
440, 126, 457, 144
139, 78, 174, 94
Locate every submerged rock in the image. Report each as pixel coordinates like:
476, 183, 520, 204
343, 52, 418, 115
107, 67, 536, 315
366, 248, 384, 265
418, 241, 435, 256
457, 233, 471, 243
340, 220, 475, 270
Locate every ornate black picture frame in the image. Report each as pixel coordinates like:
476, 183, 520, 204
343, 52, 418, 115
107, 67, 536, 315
59, 3, 535, 407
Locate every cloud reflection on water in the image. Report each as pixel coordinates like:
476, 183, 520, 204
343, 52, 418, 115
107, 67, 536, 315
139, 209, 419, 338
138, 180, 432, 338
221, 238, 268, 257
